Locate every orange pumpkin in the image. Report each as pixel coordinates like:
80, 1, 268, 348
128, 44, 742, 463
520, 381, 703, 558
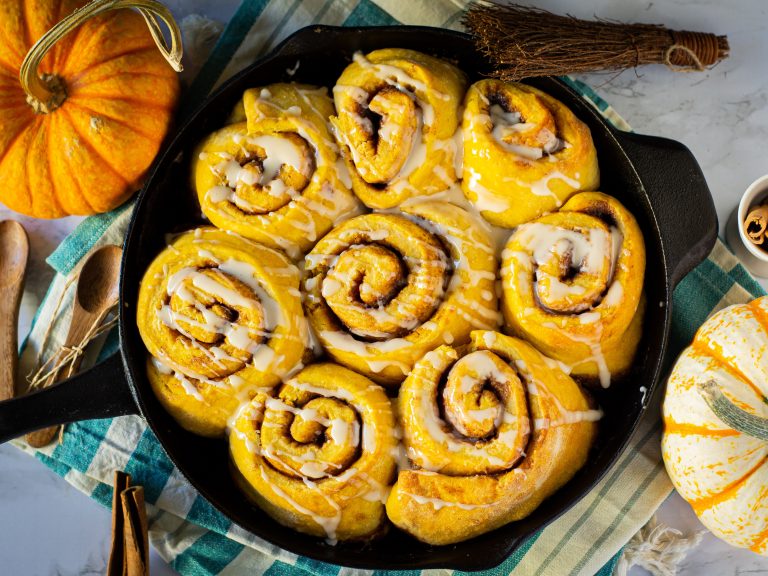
0, 0, 181, 218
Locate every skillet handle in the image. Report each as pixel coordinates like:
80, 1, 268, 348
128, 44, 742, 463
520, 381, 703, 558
0, 353, 138, 445
613, 130, 718, 287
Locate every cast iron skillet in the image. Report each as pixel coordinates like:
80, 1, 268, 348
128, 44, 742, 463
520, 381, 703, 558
0, 26, 717, 571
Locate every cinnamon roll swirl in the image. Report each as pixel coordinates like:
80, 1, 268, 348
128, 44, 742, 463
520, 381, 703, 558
386, 330, 600, 545
501, 192, 646, 387
137, 227, 309, 436
330, 49, 466, 209
194, 83, 360, 259
303, 201, 498, 387
462, 79, 599, 228
229, 363, 397, 542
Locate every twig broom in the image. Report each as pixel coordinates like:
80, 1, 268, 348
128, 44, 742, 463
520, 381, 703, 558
463, 2, 729, 82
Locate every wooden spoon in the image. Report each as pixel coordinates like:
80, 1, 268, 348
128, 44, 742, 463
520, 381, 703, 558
26, 244, 122, 447
0, 220, 29, 402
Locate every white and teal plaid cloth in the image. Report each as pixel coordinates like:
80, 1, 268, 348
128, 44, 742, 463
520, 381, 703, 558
12, 1, 768, 574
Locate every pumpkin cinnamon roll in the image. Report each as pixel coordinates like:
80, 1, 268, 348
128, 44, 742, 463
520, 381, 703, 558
194, 83, 360, 259
387, 330, 600, 545
501, 192, 646, 387
462, 79, 599, 228
303, 200, 498, 388
330, 49, 467, 209
229, 363, 397, 542
137, 227, 309, 437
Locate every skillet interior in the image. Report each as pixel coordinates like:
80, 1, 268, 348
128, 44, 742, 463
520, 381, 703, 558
120, 26, 669, 571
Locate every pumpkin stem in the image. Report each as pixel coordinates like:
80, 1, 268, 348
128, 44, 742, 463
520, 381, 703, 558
698, 380, 768, 441
20, 0, 183, 114
25, 74, 67, 114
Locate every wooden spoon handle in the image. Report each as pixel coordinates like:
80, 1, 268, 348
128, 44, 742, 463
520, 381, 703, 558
25, 341, 89, 447
25, 244, 122, 448
0, 285, 24, 402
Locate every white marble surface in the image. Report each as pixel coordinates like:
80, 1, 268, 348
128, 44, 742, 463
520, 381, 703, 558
1, 0, 767, 575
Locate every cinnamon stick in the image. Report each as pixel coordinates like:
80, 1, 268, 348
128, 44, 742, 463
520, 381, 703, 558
122, 486, 149, 576
108, 471, 131, 575
108, 471, 150, 576
744, 205, 768, 247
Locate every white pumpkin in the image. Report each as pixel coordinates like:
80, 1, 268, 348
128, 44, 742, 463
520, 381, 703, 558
662, 295, 768, 555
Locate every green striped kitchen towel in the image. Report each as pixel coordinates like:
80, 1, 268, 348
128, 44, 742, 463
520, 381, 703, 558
11, 0, 767, 575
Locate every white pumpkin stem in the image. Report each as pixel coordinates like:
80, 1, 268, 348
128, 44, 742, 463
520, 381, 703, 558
19, 0, 184, 114
698, 380, 768, 441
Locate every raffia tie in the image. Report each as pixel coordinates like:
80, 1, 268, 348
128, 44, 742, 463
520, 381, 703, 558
26, 282, 118, 391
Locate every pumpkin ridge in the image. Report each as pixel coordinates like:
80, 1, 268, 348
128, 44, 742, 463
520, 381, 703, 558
54, 112, 97, 214
64, 34, 155, 81
750, 518, 768, 553
0, 116, 35, 171
54, 1, 103, 75
70, 93, 175, 113
691, 339, 766, 402
22, 119, 43, 215
60, 10, 123, 76
42, 121, 65, 216
689, 454, 768, 515
0, 97, 28, 111
0, 33, 24, 72
663, 417, 740, 437
748, 299, 768, 341
50, 0, 74, 72
0, 61, 19, 80
59, 106, 127, 188
66, 100, 166, 142
19, 0, 33, 54
69, 69, 180, 90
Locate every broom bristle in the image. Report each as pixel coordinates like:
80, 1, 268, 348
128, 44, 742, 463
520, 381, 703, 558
463, 2, 729, 81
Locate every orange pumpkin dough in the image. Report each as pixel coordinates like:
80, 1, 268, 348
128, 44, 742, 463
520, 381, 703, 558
0, 0, 179, 218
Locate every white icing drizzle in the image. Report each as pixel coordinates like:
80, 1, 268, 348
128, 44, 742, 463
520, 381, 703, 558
515, 222, 610, 277
333, 52, 461, 195
151, 356, 206, 401
155, 257, 296, 383
509, 356, 604, 429
402, 491, 494, 511
499, 170, 581, 204
176, 372, 205, 401
260, 465, 342, 544
227, 370, 398, 545
505, 218, 630, 388
150, 355, 173, 375
162, 65, 640, 535
318, 330, 412, 376
203, 90, 361, 259
351, 51, 448, 126
250, 135, 305, 183
465, 167, 510, 213
543, 321, 611, 388
407, 355, 528, 472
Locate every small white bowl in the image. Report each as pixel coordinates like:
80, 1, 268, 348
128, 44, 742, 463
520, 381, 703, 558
726, 174, 768, 278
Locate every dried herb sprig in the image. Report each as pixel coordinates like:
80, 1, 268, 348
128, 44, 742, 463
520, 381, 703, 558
463, 2, 729, 82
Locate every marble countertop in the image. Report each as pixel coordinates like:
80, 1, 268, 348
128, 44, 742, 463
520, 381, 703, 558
1, 0, 767, 574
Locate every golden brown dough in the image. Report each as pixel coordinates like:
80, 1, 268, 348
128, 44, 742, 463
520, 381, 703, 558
194, 83, 360, 259
386, 331, 599, 545
303, 200, 498, 388
331, 49, 466, 209
501, 192, 646, 387
229, 363, 397, 542
137, 227, 309, 436
462, 79, 599, 228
